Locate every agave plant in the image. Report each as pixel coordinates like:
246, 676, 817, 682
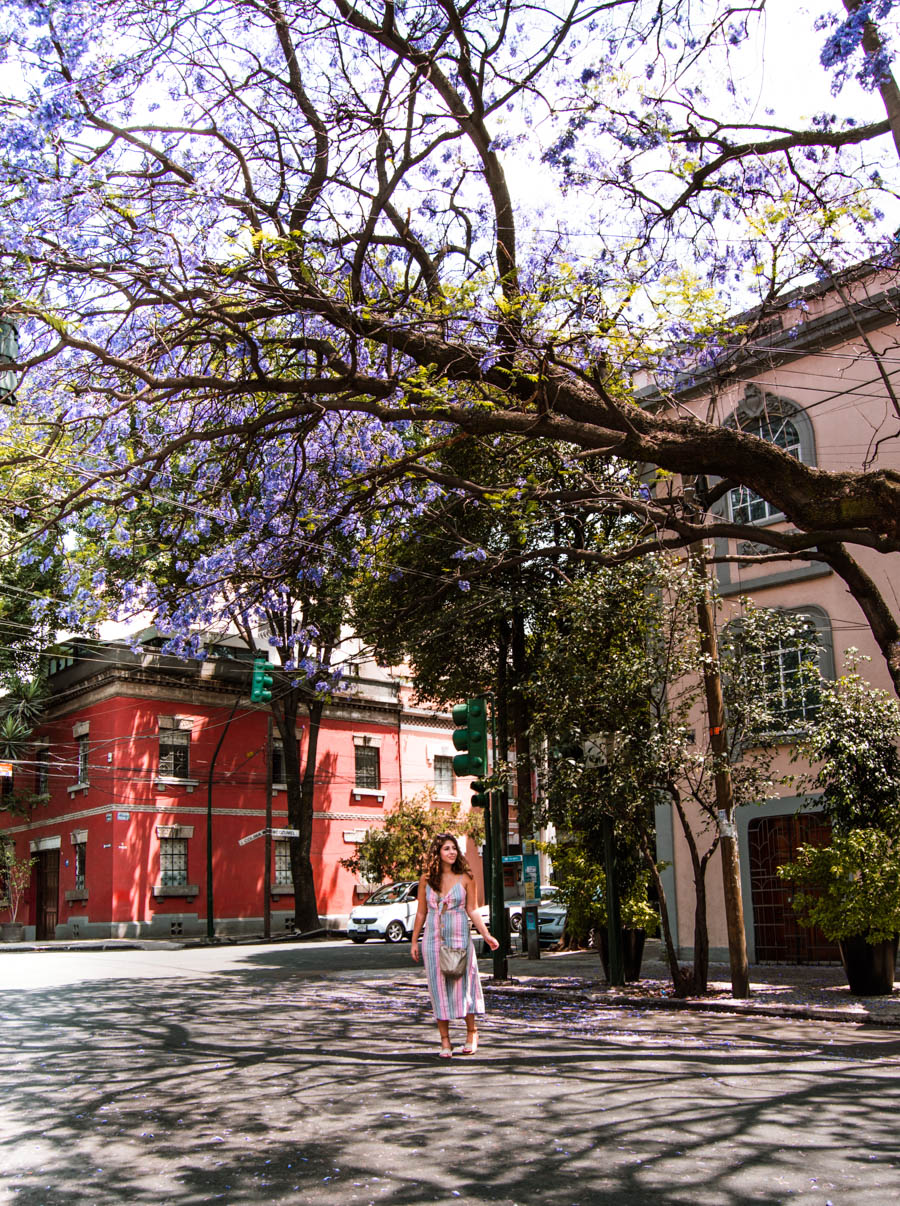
0, 713, 33, 761
0, 677, 48, 730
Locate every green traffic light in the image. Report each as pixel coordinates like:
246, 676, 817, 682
450, 696, 489, 778
250, 658, 274, 703
470, 779, 490, 808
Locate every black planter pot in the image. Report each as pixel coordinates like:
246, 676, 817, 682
594, 927, 647, 983
837, 933, 899, 996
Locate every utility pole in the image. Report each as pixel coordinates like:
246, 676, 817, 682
691, 545, 750, 999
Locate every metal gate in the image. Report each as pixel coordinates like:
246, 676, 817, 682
748, 812, 839, 963
35, 848, 59, 940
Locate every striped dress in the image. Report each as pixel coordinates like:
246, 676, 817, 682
423, 879, 485, 1020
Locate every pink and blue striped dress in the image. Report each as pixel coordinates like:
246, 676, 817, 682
423, 879, 485, 1020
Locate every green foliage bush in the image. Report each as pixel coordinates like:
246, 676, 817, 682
541, 841, 659, 940
0, 846, 35, 923
777, 829, 900, 944
797, 655, 900, 838
339, 789, 484, 886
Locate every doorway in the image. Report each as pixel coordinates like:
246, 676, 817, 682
35, 848, 59, 940
748, 812, 838, 962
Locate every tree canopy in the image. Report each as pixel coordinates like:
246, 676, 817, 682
2, 0, 900, 684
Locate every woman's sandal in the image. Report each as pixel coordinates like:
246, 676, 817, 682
439, 1046, 453, 1058
460, 1036, 478, 1055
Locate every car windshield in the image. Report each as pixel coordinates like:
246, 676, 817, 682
365, 883, 412, 905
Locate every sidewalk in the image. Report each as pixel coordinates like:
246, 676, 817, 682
486, 939, 900, 1028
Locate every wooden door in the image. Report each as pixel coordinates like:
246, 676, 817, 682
35, 849, 59, 940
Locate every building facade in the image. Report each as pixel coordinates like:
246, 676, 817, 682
0, 640, 477, 940
644, 263, 900, 963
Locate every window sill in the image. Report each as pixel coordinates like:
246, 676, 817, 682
432, 794, 460, 804
351, 788, 385, 802
272, 783, 288, 795
67, 782, 90, 796
155, 777, 199, 793
271, 887, 294, 899
152, 884, 199, 899
65, 889, 89, 903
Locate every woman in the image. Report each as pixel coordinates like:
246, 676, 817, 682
411, 832, 499, 1057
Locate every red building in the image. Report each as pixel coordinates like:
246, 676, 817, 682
0, 639, 472, 940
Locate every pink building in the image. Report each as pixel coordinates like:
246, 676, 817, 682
0, 638, 480, 940
642, 263, 900, 963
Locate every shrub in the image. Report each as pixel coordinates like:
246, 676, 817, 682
777, 829, 900, 944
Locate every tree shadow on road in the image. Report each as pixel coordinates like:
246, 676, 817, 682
3, 967, 900, 1205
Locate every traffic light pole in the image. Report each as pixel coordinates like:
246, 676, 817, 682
489, 787, 508, 979
487, 697, 508, 980
602, 813, 624, 987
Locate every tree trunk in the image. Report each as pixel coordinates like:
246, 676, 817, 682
691, 546, 751, 998
277, 692, 322, 932
641, 836, 694, 998
670, 787, 717, 995
495, 630, 511, 850
822, 544, 900, 698
510, 607, 535, 840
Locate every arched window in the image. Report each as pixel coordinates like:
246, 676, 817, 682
725, 386, 814, 526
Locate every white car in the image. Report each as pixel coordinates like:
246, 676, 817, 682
347, 881, 419, 943
476, 887, 560, 936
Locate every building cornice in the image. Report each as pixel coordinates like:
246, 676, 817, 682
638, 280, 900, 408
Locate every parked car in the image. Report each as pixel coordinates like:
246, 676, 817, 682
476, 886, 560, 938
537, 888, 566, 946
476, 903, 522, 934
347, 880, 419, 943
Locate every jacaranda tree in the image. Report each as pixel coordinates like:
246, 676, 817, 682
2, 0, 900, 689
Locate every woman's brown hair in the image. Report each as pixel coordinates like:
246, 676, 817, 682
424, 833, 473, 892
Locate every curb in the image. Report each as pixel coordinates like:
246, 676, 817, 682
481, 979, 900, 1028
0, 928, 337, 954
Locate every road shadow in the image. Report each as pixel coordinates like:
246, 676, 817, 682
3, 969, 900, 1205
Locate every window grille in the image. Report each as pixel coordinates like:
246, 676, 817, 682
159, 729, 190, 778
434, 755, 455, 795
35, 748, 49, 794
272, 739, 285, 784
159, 837, 188, 887
759, 636, 821, 727
355, 744, 380, 790
76, 735, 89, 784
729, 415, 801, 524
274, 841, 292, 887
74, 842, 86, 892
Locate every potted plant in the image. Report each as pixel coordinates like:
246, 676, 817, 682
0, 846, 35, 941
592, 867, 661, 983
780, 657, 900, 995
778, 830, 900, 994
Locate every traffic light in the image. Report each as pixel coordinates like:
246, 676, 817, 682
451, 697, 488, 777
470, 779, 490, 808
250, 658, 274, 703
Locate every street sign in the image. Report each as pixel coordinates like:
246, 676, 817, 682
238, 826, 300, 846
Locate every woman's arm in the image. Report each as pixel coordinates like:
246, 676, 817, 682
410, 875, 428, 962
465, 875, 499, 948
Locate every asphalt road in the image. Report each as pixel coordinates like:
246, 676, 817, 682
2, 940, 900, 1206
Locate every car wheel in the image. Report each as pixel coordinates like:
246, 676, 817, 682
349, 935, 368, 944
509, 912, 522, 933
384, 920, 406, 943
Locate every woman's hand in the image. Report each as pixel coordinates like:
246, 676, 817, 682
411, 939, 420, 962
484, 933, 499, 951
